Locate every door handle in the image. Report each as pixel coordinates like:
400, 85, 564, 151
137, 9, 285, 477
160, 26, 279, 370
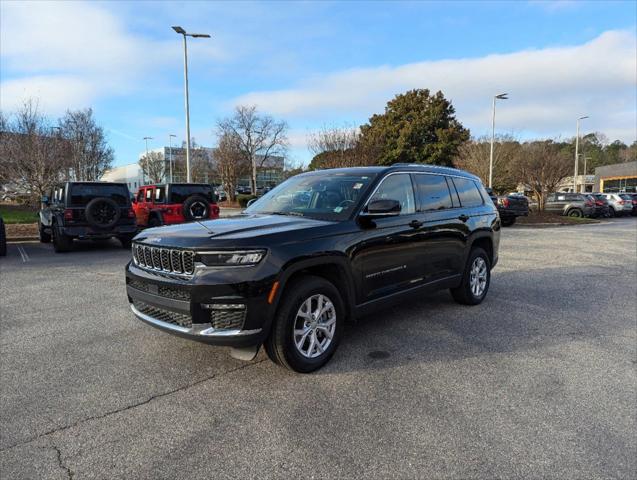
458, 214, 470, 222
409, 219, 423, 229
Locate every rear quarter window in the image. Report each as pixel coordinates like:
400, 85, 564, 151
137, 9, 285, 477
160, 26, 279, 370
451, 177, 484, 208
69, 184, 130, 206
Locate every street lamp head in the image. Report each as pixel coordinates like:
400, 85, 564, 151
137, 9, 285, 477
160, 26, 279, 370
578, 115, 589, 120
172, 26, 186, 34
189, 33, 211, 38
495, 93, 508, 100
169, 134, 177, 138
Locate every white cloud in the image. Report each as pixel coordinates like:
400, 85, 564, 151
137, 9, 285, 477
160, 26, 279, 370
233, 30, 637, 143
0, 1, 224, 113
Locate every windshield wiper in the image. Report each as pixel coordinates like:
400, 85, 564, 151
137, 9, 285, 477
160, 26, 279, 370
260, 211, 304, 217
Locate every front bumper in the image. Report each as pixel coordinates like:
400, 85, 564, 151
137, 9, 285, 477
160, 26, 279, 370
126, 262, 274, 347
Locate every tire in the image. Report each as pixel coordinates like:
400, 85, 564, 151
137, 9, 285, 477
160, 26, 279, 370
182, 195, 210, 221
608, 207, 616, 218
450, 247, 491, 306
85, 197, 121, 229
38, 221, 51, 243
0, 217, 6, 257
264, 275, 344, 373
148, 216, 162, 228
567, 209, 583, 218
52, 224, 73, 253
118, 235, 134, 248
501, 217, 516, 227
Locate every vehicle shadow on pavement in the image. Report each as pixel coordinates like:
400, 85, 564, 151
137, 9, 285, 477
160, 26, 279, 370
322, 266, 634, 375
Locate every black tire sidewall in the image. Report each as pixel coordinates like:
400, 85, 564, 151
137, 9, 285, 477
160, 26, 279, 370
85, 197, 121, 228
270, 276, 344, 373
182, 195, 210, 221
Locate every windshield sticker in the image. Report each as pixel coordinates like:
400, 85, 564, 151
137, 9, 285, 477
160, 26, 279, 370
353, 183, 363, 190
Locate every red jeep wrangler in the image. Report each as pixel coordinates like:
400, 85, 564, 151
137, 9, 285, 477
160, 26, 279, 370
133, 183, 220, 227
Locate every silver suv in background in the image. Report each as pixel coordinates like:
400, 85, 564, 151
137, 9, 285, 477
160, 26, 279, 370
601, 193, 633, 217
544, 193, 594, 217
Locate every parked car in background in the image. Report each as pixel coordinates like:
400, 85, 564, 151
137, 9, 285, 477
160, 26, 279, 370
544, 192, 595, 218
485, 188, 529, 226
589, 193, 610, 218
625, 193, 637, 216
0, 215, 6, 257
235, 185, 252, 195
133, 183, 220, 228
39, 182, 137, 252
213, 186, 227, 202
125, 165, 500, 372
600, 193, 633, 217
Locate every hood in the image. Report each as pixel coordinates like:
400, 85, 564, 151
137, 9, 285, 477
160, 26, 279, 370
133, 213, 335, 249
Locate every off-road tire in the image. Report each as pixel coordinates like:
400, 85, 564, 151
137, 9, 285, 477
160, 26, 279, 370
264, 275, 344, 373
118, 235, 134, 248
52, 224, 73, 253
450, 247, 491, 306
85, 197, 121, 229
38, 221, 51, 243
182, 195, 210, 222
148, 215, 162, 228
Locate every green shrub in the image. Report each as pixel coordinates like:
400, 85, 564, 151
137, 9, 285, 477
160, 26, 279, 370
237, 194, 258, 208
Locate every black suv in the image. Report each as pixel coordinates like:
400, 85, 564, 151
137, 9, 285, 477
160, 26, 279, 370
125, 165, 500, 372
40, 182, 137, 252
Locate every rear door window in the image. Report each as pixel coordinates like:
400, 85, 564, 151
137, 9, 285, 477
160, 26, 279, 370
145, 188, 154, 202
154, 186, 165, 203
68, 184, 129, 206
413, 174, 453, 211
451, 177, 484, 208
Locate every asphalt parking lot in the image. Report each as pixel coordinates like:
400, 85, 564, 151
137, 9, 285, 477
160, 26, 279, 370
1, 218, 636, 479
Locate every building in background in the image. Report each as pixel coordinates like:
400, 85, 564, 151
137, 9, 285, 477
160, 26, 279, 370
101, 163, 144, 193
593, 161, 637, 193
557, 175, 595, 193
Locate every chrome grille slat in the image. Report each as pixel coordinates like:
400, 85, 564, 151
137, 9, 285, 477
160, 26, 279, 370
132, 243, 195, 277
133, 300, 192, 328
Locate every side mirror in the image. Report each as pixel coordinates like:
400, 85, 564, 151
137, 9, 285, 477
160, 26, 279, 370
246, 198, 257, 207
41, 195, 50, 205
361, 199, 401, 217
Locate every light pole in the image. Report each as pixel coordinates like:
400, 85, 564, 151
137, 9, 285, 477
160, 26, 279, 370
489, 93, 508, 189
574, 116, 588, 192
168, 134, 176, 182
172, 26, 211, 183
143, 136, 153, 185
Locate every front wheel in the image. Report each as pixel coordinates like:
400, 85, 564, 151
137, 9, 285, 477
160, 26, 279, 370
450, 247, 491, 305
52, 226, 73, 253
264, 275, 344, 373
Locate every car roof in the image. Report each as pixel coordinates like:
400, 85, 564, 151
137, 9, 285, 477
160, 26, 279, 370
67, 181, 127, 187
299, 164, 480, 181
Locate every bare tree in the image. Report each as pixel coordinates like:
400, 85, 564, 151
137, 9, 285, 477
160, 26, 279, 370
454, 135, 520, 192
308, 124, 380, 170
218, 105, 288, 195
517, 141, 572, 210
139, 151, 166, 184
214, 132, 249, 202
0, 99, 70, 204
58, 108, 114, 181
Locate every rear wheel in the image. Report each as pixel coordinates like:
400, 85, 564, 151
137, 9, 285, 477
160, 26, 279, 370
148, 216, 162, 228
567, 208, 583, 218
450, 247, 491, 305
118, 235, 134, 248
52, 225, 73, 253
38, 222, 51, 243
264, 275, 344, 373
608, 207, 616, 217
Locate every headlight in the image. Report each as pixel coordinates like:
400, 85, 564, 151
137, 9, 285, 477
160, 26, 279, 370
198, 250, 266, 266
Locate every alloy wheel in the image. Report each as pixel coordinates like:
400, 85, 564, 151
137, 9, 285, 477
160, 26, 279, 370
469, 257, 488, 297
293, 294, 336, 358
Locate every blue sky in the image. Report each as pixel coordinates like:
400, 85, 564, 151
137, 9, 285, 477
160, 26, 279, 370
1, 1, 635, 168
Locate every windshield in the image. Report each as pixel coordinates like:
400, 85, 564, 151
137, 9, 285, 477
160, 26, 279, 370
245, 172, 377, 221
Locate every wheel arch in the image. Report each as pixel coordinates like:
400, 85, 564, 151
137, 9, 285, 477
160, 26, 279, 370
467, 233, 494, 266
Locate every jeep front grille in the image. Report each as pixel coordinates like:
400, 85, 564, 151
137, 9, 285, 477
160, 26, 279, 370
132, 299, 192, 328
209, 309, 246, 330
132, 243, 195, 276
128, 278, 191, 301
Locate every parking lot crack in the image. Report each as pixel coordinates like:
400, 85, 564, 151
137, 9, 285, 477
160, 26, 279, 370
1, 359, 266, 453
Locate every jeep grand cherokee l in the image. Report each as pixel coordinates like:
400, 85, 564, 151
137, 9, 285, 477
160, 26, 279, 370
125, 165, 500, 372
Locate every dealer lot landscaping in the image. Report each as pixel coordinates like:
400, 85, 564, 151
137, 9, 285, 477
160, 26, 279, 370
0, 218, 635, 479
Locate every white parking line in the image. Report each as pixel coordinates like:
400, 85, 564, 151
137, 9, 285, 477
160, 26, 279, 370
17, 245, 30, 263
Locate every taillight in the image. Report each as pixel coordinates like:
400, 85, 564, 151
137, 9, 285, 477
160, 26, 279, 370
618, 200, 625, 205
498, 198, 509, 208
63, 209, 73, 220
595, 201, 603, 206
128, 208, 136, 218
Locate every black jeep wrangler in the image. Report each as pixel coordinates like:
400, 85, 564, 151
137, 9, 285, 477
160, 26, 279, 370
125, 165, 500, 372
39, 182, 137, 252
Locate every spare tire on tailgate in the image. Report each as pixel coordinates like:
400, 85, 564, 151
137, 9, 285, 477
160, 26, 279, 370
182, 194, 210, 221
85, 197, 121, 228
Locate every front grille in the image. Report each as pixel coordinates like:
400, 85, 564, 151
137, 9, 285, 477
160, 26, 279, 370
210, 309, 246, 330
133, 299, 192, 328
128, 278, 190, 301
132, 243, 195, 276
